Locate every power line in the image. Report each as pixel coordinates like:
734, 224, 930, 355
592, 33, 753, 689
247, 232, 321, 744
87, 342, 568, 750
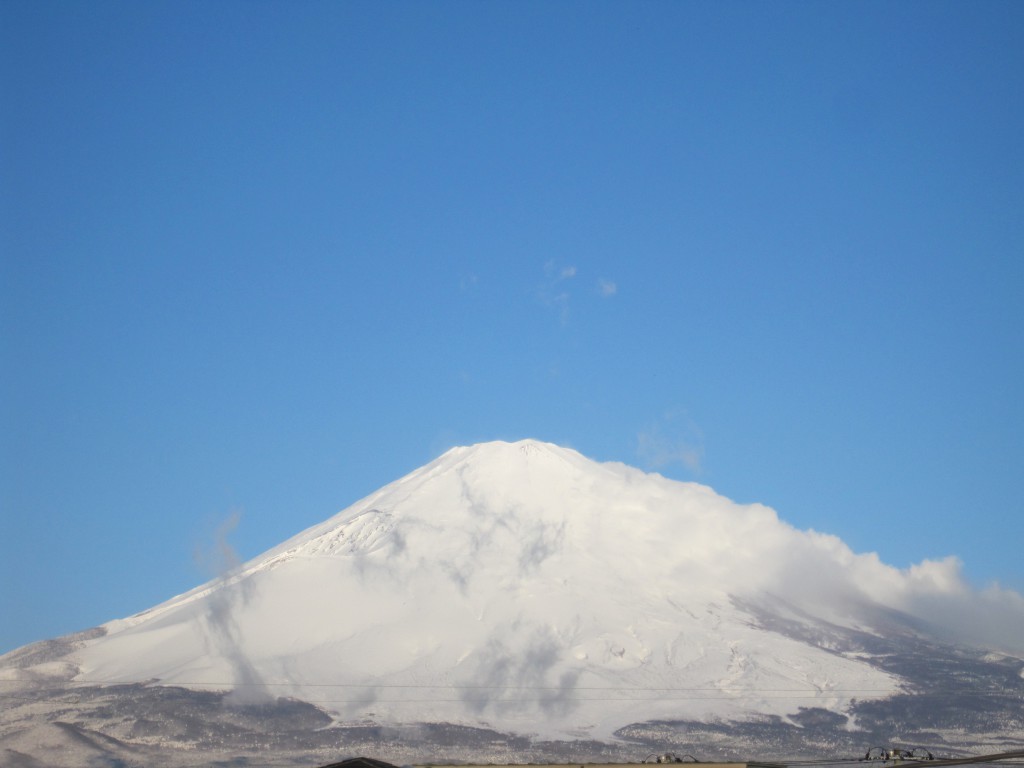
2, 678, 1019, 694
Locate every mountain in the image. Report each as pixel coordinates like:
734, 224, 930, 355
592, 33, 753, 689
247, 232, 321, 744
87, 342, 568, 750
2, 440, 1023, 767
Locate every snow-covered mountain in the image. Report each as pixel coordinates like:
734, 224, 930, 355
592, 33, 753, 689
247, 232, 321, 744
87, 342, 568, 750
3, 439, 1024, 765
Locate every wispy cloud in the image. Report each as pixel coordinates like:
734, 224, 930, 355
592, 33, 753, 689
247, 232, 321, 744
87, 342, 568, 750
637, 409, 705, 475
460, 625, 580, 718
535, 264, 618, 320
194, 510, 272, 706
537, 261, 578, 323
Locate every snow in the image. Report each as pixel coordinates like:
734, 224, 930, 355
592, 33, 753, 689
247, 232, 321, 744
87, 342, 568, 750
36, 439, 1024, 739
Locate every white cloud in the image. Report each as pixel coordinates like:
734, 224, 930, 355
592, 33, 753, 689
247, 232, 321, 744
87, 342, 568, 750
543, 260, 576, 281
597, 279, 617, 297
537, 262, 578, 323
636, 410, 705, 475
758, 532, 1024, 655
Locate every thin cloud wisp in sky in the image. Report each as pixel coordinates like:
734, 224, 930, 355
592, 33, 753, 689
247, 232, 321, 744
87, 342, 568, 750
637, 411, 706, 476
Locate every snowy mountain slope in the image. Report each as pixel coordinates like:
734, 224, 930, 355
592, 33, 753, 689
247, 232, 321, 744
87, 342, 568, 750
4, 440, 1023, 744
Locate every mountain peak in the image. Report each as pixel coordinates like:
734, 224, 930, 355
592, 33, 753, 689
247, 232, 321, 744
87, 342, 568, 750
14, 440, 1024, 744
441, 438, 583, 468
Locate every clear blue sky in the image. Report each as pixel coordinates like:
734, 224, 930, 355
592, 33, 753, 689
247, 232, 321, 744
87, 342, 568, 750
2, 1, 1022, 654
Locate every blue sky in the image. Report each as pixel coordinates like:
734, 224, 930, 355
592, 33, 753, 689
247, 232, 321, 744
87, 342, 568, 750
2, 1, 1022, 654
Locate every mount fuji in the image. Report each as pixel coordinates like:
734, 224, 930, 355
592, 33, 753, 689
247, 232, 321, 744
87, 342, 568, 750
3, 440, 1023, 766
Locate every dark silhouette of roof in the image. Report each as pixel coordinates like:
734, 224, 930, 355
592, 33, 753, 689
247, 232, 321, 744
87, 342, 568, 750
316, 758, 402, 768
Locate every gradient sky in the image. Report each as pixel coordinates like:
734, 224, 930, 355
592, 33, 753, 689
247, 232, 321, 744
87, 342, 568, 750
2, 1, 1022, 655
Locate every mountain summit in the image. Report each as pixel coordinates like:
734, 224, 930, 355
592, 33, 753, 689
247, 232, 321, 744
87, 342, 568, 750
4, 440, 1024, 752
